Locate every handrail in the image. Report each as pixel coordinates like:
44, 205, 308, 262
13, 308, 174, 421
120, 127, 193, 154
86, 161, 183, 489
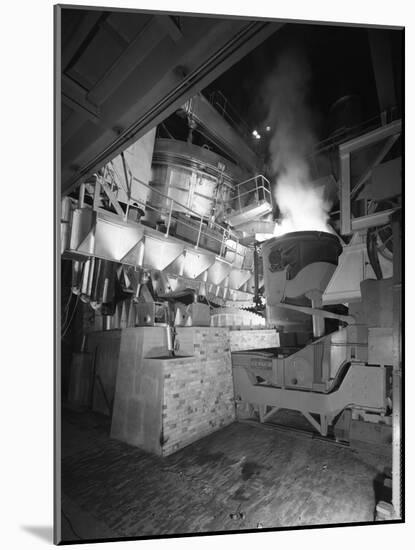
306, 110, 401, 159
231, 174, 272, 213
96, 170, 249, 264
233, 174, 271, 192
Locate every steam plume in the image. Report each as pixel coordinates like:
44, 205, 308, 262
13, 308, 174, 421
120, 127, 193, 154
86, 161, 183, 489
263, 50, 333, 236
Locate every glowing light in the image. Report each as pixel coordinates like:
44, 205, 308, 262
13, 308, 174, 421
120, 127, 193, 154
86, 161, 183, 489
252, 129, 261, 139
265, 126, 271, 132
272, 166, 333, 238
255, 232, 275, 242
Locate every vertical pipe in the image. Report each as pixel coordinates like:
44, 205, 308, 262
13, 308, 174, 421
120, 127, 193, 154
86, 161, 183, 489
102, 277, 109, 303
102, 315, 111, 331
80, 259, 91, 299
90, 258, 102, 308
310, 292, 325, 338
71, 260, 83, 295
78, 183, 86, 208
253, 242, 260, 309
86, 257, 95, 298
166, 325, 174, 356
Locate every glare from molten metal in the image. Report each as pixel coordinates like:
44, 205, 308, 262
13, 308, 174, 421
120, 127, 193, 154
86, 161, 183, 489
273, 164, 333, 237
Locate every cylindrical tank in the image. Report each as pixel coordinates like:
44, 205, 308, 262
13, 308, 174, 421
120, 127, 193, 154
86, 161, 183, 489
150, 139, 247, 222
262, 231, 342, 331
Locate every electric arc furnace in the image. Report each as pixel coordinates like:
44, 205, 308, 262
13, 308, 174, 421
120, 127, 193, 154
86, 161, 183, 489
62, 93, 400, 459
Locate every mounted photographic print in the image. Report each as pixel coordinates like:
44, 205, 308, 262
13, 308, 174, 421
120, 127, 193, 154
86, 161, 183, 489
54, 3, 404, 544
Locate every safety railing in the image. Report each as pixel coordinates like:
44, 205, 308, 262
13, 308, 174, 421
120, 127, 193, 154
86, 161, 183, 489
95, 168, 249, 266
308, 109, 401, 159
231, 174, 272, 214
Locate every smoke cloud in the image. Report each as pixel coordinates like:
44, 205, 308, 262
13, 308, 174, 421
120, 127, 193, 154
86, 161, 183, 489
263, 50, 333, 236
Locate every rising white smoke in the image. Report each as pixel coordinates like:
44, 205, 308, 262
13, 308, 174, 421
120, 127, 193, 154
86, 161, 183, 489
273, 167, 332, 237
263, 50, 333, 236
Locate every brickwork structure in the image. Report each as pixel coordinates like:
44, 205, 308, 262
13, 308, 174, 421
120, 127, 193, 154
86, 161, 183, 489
162, 328, 234, 455
111, 327, 235, 456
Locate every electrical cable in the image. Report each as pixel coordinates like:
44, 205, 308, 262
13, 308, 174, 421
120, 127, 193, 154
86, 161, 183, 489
62, 288, 72, 313
61, 291, 73, 329
61, 260, 85, 335
61, 295, 80, 340
61, 301, 73, 336
61, 289, 73, 327
61, 297, 78, 338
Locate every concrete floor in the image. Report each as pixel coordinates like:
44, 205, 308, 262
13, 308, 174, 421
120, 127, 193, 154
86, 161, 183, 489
60, 408, 387, 543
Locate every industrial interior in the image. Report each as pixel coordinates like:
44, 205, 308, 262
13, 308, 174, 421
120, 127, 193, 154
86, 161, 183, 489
58, 7, 403, 542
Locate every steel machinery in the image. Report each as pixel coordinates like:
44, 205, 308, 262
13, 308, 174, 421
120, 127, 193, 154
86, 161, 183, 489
230, 117, 401, 467
232, 229, 394, 444
61, 91, 401, 467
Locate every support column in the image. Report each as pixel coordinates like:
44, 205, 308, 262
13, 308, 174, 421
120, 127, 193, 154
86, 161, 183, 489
253, 242, 261, 309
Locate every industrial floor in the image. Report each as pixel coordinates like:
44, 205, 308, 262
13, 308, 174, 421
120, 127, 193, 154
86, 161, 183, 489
60, 408, 388, 543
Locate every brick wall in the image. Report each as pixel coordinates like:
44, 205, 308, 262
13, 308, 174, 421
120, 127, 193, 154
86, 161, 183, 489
111, 327, 235, 456
161, 328, 235, 456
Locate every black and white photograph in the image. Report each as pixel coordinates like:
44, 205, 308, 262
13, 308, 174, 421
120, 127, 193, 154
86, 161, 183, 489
53, 2, 404, 545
